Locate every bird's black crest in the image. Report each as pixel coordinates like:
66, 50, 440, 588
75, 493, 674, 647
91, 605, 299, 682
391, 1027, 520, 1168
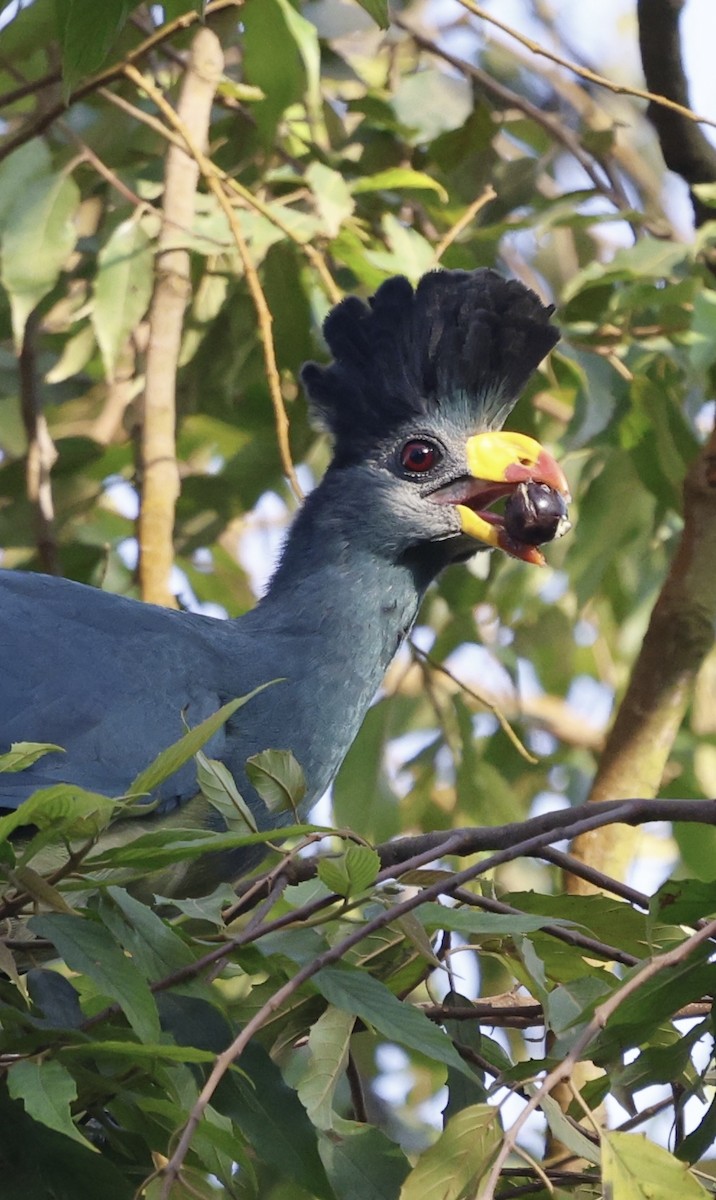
301, 268, 559, 465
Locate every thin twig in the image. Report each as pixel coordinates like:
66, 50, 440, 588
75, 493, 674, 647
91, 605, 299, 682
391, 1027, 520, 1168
434, 185, 497, 261
410, 643, 538, 764
100, 82, 341, 306
458, 0, 716, 131
123, 62, 304, 500
542, 846, 649, 909
0, 66, 61, 111
481, 916, 716, 1198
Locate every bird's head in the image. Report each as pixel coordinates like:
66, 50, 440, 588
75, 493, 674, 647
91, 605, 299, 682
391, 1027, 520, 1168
301, 268, 569, 567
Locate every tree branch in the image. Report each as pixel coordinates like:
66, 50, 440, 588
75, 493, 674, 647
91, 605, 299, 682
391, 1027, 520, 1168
394, 15, 628, 213
637, 0, 716, 228
123, 62, 305, 500
481, 915, 716, 1198
136, 28, 223, 607
572, 440, 716, 887
460, 0, 716, 131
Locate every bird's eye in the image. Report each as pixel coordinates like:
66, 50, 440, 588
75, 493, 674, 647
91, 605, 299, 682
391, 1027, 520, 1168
399, 439, 441, 474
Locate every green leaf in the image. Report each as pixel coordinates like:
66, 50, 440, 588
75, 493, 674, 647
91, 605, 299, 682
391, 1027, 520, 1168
92, 218, 153, 379
418, 902, 572, 938
153, 883, 236, 925
99, 886, 196, 979
28, 914, 160, 1041
318, 857, 351, 897
62, 1040, 216, 1063
275, 0, 322, 128
129, 688, 273, 798
0, 140, 51, 233
650, 876, 716, 928
56, 0, 132, 95
588, 947, 716, 1064
242, 0, 308, 143
1, 169, 80, 346
320, 1125, 411, 1198
398, 1104, 502, 1200
0, 742, 64, 773
318, 844, 380, 898
601, 1130, 710, 1198
84, 822, 320, 870
314, 966, 473, 1078
352, 168, 448, 203
297, 1006, 355, 1130
332, 699, 401, 843
26, 970, 83, 1029
196, 750, 258, 832
676, 1094, 716, 1165
365, 214, 436, 283
353, 0, 390, 28
220, 1041, 334, 1200
540, 1094, 600, 1166
245, 747, 306, 816
7, 1059, 92, 1149
391, 67, 472, 142
306, 162, 355, 238
0, 784, 116, 844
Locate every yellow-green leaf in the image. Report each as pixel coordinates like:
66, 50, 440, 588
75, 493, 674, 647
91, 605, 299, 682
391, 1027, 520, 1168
601, 1130, 710, 1199
399, 1105, 501, 1200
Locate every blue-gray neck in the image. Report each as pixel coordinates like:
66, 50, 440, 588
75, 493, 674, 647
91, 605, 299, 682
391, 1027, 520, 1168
228, 469, 450, 818
180, 468, 455, 890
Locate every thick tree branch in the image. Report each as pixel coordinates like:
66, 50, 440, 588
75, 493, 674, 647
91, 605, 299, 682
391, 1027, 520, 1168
137, 29, 223, 607
572, 441, 716, 887
637, 0, 716, 227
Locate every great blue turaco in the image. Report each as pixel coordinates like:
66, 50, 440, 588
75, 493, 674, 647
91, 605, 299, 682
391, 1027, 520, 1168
0, 268, 570, 894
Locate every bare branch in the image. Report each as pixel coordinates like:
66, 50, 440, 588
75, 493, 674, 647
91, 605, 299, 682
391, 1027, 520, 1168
637, 0, 716, 227
135, 29, 223, 607
572, 441, 716, 887
123, 63, 305, 500
459, 0, 716, 131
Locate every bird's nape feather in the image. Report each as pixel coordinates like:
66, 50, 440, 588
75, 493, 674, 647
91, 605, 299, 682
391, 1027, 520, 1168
301, 268, 559, 463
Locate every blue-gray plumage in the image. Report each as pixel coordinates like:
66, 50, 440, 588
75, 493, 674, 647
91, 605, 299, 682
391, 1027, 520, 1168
0, 269, 567, 892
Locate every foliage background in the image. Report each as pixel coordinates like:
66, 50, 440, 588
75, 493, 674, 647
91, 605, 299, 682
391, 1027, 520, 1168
1, 0, 716, 1197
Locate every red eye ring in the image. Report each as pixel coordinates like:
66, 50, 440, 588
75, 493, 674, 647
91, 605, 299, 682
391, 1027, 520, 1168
400, 439, 440, 474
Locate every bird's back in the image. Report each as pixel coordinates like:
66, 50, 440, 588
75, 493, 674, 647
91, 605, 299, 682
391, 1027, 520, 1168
0, 571, 244, 807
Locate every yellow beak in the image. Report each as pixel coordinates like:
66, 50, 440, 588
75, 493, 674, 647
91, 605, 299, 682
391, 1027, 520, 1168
457, 431, 570, 565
